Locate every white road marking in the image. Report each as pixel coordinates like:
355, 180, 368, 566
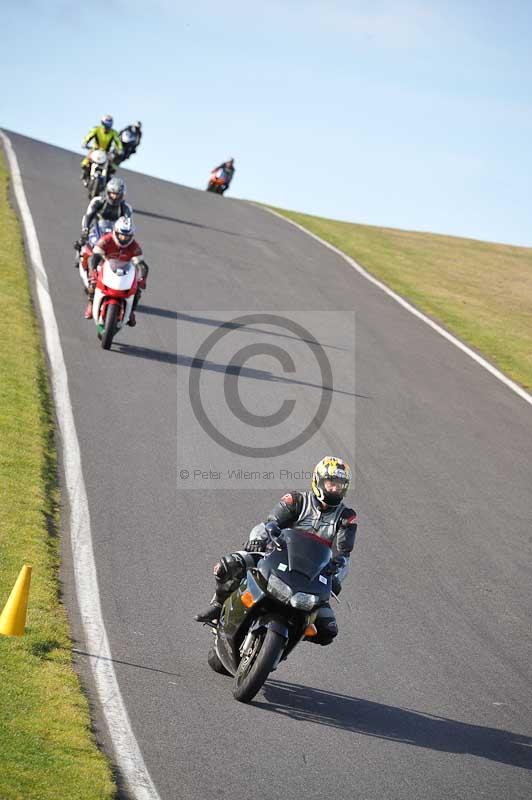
262, 206, 532, 408
0, 131, 162, 800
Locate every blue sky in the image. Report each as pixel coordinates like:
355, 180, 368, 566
2, 0, 532, 246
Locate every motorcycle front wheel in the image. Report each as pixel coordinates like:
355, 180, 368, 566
88, 176, 102, 200
232, 628, 285, 703
207, 645, 231, 676
101, 303, 119, 350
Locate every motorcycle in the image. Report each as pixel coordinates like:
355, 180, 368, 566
115, 129, 138, 165
86, 148, 113, 199
80, 257, 137, 349
76, 218, 114, 279
206, 168, 229, 194
203, 527, 334, 703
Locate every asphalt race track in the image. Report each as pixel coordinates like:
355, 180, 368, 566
5, 131, 532, 800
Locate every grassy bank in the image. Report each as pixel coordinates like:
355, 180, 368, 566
267, 207, 532, 391
0, 151, 115, 798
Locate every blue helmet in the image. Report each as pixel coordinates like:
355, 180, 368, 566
101, 114, 113, 130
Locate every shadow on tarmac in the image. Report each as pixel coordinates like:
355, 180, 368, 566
115, 342, 366, 399
256, 680, 532, 770
133, 208, 271, 242
138, 306, 351, 354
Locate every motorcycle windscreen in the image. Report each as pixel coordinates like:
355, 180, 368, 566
89, 149, 108, 165
102, 259, 135, 289
282, 528, 331, 580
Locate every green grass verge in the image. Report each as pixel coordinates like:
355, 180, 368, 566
0, 151, 115, 799
266, 206, 532, 391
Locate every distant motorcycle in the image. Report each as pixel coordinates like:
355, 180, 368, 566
85, 149, 113, 199
115, 129, 138, 165
202, 527, 335, 703
206, 168, 229, 195
80, 257, 137, 349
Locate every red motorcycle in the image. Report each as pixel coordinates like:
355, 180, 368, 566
80, 257, 138, 349
206, 168, 229, 194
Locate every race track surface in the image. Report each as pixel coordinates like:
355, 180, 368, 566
5, 131, 532, 800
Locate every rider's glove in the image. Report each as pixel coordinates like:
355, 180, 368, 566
246, 539, 267, 553
332, 555, 347, 572
325, 555, 347, 576
80, 228, 89, 244
265, 521, 282, 540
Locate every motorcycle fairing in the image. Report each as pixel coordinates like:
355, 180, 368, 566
89, 148, 108, 166
89, 218, 114, 246
101, 259, 136, 291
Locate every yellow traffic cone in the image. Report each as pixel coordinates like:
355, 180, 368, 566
0, 565, 32, 636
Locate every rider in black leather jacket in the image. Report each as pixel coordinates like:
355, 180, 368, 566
195, 457, 357, 645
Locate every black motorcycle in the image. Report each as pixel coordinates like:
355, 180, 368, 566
204, 527, 334, 703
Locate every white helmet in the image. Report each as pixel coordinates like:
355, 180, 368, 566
113, 216, 135, 247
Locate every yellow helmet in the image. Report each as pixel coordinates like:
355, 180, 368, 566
311, 456, 352, 507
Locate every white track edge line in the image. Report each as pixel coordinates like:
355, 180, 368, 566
0, 130, 162, 800
259, 205, 532, 408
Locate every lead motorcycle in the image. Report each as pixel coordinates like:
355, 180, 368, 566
203, 527, 335, 703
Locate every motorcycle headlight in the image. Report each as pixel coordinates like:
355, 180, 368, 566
290, 592, 320, 611
267, 573, 292, 604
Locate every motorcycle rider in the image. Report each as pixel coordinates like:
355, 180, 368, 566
116, 121, 142, 163
80, 114, 123, 185
211, 157, 235, 192
195, 456, 357, 646
84, 216, 149, 327
74, 177, 132, 269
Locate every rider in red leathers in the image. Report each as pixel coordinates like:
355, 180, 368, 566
84, 217, 149, 327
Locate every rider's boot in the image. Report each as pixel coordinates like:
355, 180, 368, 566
128, 288, 142, 327
194, 602, 222, 623
195, 591, 225, 622
84, 300, 93, 319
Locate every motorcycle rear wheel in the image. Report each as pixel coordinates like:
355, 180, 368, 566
232, 628, 284, 703
101, 303, 119, 350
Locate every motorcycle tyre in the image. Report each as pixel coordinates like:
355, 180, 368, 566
207, 645, 231, 676
232, 628, 285, 704
88, 178, 98, 200
101, 303, 119, 350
